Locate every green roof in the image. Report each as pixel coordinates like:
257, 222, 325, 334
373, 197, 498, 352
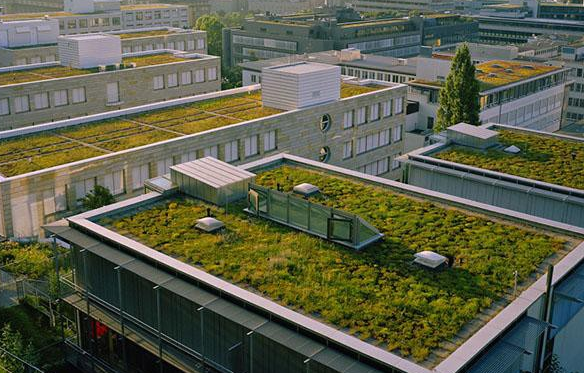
0, 53, 187, 87
101, 165, 573, 365
434, 129, 584, 190
116, 29, 179, 39
0, 83, 381, 177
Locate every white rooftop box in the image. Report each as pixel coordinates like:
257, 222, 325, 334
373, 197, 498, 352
414, 251, 448, 269
262, 62, 341, 111
58, 34, 121, 69
447, 123, 499, 149
0, 19, 59, 48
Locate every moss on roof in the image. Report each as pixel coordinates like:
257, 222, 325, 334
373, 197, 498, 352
103, 166, 570, 363
340, 83, 385, 98
116, 29, 178, 39
434, 129, 584, 190
476, 60, 560, 90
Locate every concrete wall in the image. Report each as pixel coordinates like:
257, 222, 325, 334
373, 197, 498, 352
0, 54, 221, 130
0, 84, 407, 238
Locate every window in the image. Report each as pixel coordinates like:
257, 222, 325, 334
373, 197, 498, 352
167, 73, 178, 88
72, 87, 86, 104
187, 40, 195, 50
394, 97, 404, 114
74, 177, 96, 205
319, 146, 331, 163
43, 187, 66, 216
343, 110, 353, 129
33, 92, 49, 110
383, 99, 393, 117
197, 38, 205, 50
45, 55, 56, 62
343, 141, 352, 159
244, 135, 258, 158
29, 56, 41, 64
176, 41, 185, 51
251, 75, 257, 83
427, 117, 434, 130
79, 19, 88, 28
356, 107, 366, 125
393, 125, 402, 142
369, 103, 380, 121
157, 157, 173, 176
358, 158, 389, 176
320, 114, 331, 132
106, 82, 120, 104
207, 67, 217, 81
133, 45, 143, 52
153, 75, 164, 90
101, 18, 110, 26
180, 151, 196, 163
356, 129, 390, 155
167, 41, 175, 50
379, 129, 390, 146
264, 131, 276, 152
14, 95, 29, 113
195, 69, 205, 83
156, 43, 164, 50
104, 170, 124, 195
203, 145, 218, 158
392, 154, 401, 170
53, 90, 68, 107
131, 164, 149, 190
224, 140, 239, 162
181, 71, 192, 85
112, 17, 121, 26
0, 98, 9, 116
123, 46, 131, 54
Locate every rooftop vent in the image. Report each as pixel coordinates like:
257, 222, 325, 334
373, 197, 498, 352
476, 69, 484, 74
488, 73, 497, 78
195, 217, 225, 233
521, 65, 535, 70
491, 63, 503, 68
504, 145, 521, 154
447, 123, 499, 149
261, 62, 341, 111
293, 183, 320, 197
504, 68, 514, 73
414, 251, 448, 269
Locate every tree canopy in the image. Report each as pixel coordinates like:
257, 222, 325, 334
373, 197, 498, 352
435, 43, 481, 132
195, 14, 224, 57
79, 185, 115, 210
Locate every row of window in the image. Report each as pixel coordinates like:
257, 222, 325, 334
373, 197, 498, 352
0, 87, 87, 115
356, 154, 401, 177
343, 97, 404, 129
343, 125, 403, 159
122, 38, 205, 54
232, 35, 297, 52
569, 82, 584, 92
341, 67, 414, 84
14, 55, 56, 66
565, 112, 584, 121
568, 97, 584, 108
484, 94, 562, 126
153, 67, 217, 90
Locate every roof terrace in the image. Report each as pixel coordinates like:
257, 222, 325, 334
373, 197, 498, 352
433, 127, 584, 190
0, 83, 382, 178
96, 160, 576, 366
0, 53, 188, 87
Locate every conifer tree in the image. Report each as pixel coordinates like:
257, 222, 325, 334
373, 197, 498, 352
435, 43, 481, 132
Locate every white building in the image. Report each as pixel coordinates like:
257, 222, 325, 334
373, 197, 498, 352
0, 19, 59, 48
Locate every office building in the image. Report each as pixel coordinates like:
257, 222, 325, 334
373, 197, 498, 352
0, 63, 407, 238
0, 22, 207, 67
0, 33, 219, 130
408, 57, 570, 132
0, 1, 190, 35
352, 0, 456, 13
46, 151, 584, 373
222, 9, 478, 66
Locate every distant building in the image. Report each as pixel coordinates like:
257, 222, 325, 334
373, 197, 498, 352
352, 0, 456, 13
223, 9, 478, 66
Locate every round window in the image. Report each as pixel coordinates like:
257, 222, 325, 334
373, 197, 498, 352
319, 114, 331, 132
319, 146, 331, 163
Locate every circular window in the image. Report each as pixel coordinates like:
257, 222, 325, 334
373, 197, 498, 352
319, 114, 331, 132
319, 146, 331, 163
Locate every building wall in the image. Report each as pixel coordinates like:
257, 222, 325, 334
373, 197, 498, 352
0, 84, 407, 238
0, 45, 58, 67
0, 56, 221, 130
352, 0, 455, 13
553, 306, 584, 372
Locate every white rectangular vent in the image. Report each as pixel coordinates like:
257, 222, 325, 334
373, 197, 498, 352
196, 217, 225, 233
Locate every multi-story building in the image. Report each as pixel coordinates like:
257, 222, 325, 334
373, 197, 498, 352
46, 150, 584, 373
222, 9, 478, 66
0, 0, 64, 14
238, 49, 417, 86
0, 34, 219, 130
0, 62, 407, 239
0, 0, 190, 35
407, 56, 570, 132
0, 22, 207, 67
352, 0, 456, 14
554, 42, 584, 125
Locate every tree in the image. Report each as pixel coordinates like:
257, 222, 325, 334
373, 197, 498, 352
222, 65, 242, 90
0, 324, 38, 373
79, 185, 115, 210
195, 14, 224, 57
435, 43, 481, 132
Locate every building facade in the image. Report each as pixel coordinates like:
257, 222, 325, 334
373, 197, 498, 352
223, 10, 478, 66
0, 74, 407, 239
0, 50, 220, 130
352, 0, 456, 14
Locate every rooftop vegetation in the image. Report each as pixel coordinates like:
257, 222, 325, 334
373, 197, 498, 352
104, 166, 569, 363
0, 92, 279, 177
434, 129, 584, 190
476, 60, 560, 90
116, 29, 178, 39
340, 83, 384, 98
0, 12, 73, 21
0, 54, 186, 86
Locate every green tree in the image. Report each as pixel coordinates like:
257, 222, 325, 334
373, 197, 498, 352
79, 185, 115, 210
0, 324, 38, 373
435, 43, 481, 132
222, 65, 242, 90
195, 14, 224, 56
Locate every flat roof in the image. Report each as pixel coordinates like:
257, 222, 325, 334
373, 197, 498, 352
115, 29, 180, 39
0, 83, 382, 178
96, 161, 578, 367
433, 127, 584, 191
269, 61, 339, 74
0, 53, 188, 87
0, 4, 181, 21
476, 60, 562, 90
